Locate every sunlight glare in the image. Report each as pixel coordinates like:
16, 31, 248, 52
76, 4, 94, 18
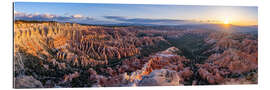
224, 19, 229, 24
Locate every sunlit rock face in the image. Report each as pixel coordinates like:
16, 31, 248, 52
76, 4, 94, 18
121, 47, 192, 86
13, 21, 172, 87
14, 21, 168, 68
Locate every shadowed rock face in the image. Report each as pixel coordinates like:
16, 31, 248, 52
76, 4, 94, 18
197, 32, 258, 84
14, 76, 43, 88
138, 69, 182, 86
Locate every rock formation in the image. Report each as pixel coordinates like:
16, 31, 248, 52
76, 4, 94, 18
13, 21, 258, 87
14, 76, 43, 88
138, 69, 183, 86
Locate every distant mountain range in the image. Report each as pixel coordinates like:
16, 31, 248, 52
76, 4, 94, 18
15, 20, 258, 33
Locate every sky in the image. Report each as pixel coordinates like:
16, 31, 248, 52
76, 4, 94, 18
14, 2, 258, 26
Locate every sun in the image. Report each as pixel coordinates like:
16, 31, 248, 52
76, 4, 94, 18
222, 18, 231, 24
223, 18, 230, 24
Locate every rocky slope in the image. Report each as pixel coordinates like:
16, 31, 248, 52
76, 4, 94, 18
196, 32, 258, 84
13, 21, 171, 88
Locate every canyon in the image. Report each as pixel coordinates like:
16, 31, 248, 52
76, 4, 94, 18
13, 21, 258, 88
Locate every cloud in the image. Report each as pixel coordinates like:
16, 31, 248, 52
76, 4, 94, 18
72, 14, 83, 19
14, 12, 202, 25
42, 13, 56, 19
14, 12, 92, 22
14, 12, 119, 25
14, 11, 27, 17
103, 16, 192, 25
15, 12, 68, 21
